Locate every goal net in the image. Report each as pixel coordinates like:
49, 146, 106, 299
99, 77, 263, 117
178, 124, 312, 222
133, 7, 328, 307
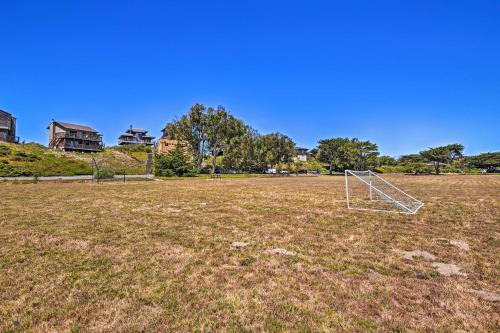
345, 170, 423, 214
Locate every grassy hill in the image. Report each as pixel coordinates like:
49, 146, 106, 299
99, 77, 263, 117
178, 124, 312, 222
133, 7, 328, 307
0, 142, 149, 177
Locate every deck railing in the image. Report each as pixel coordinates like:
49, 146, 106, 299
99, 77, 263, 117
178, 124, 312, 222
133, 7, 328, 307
55, 132, 102, 142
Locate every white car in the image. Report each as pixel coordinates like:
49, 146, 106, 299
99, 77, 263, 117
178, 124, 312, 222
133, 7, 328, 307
265, 168, 277, 174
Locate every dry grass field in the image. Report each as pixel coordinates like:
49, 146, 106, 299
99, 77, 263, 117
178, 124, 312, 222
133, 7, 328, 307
0, 175, 499, 332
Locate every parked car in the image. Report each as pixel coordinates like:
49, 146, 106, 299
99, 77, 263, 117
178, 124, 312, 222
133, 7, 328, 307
265, 168, 277, 174
279, 170, 289, 175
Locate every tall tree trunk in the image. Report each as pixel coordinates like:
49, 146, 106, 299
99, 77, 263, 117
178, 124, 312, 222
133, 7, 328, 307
210, 148, 219, 174
211, 155, 216, 174
435, 162, 440, 175
329, 162, 333, 175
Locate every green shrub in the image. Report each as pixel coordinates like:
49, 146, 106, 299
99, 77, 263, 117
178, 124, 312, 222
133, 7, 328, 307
12, 151, 41, 162
113, 144, 153, 153
0, 162, 33, 177
94, 168, 115, 179
441, 165, 462, 173
0, 144, 11, 157
401, 162, 433, 174
374, 165, 406, 173
154, 146, 195, 177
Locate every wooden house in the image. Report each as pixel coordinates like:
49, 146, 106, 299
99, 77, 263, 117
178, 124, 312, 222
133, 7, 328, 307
48, 121, 103, 152
0, 109, 18, 143
118, 126, 155, 146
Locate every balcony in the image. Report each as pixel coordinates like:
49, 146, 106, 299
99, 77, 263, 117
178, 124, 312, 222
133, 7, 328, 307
119, 138, 154, 146
55, 132, 102, 142
60, 142, 102, 152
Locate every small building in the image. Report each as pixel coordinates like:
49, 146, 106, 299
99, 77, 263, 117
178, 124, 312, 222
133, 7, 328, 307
0, 109, 19, 143
295, 147, 309, 162
156, 125, 187, 154
48, 121, 103, 153
118, 126, 155, 146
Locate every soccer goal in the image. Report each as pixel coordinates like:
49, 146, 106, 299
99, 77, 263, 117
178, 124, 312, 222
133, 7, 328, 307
345, 170, 424, 214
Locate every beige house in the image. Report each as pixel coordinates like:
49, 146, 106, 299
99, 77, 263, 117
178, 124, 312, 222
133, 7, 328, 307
156, 126, 187, 154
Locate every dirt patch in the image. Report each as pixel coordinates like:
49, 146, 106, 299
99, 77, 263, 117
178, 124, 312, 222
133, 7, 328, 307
431, 262, 467, 277
449, 240, 470, 251
266, 248, 297, 256
231, 242, 250, 249
393, 249, 436, 261
367, 270, 384, 282
468, 289, 500, 302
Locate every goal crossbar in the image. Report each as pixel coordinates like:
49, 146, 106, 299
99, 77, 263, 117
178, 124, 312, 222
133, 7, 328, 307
345, 170, 424, 214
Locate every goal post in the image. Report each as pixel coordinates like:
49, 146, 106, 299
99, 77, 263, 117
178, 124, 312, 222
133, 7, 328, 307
345, 170, 424, 214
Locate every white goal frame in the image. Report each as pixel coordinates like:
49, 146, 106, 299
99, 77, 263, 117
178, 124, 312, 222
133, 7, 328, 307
345, 170, 424, 214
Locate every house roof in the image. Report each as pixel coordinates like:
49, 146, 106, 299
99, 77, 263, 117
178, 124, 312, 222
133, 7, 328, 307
119, 133, 134, 137
0, 109, 12, 117
296, 147, 309, 151
128, 128, 147, 133
54, 121, 99, 133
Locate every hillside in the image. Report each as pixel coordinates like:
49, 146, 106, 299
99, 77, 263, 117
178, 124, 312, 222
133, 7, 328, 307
0, 142, 148, 177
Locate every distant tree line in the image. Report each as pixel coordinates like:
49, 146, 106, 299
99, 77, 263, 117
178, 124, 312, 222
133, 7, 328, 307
154, 103, 500, 176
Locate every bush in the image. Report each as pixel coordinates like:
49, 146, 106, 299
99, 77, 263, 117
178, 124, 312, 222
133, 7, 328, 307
0, 162, 33, 177
113, 144, 153, 153
0, 144, 11, 157
12, 151, 41, 162
441, 165, 462, 173
374, 165, 406, 173
154, 146, 195, 177
401, 163, 433, 174
94, 168, 115, 179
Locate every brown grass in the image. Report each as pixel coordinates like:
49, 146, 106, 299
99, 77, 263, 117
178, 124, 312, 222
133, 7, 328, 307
0, 175, 499, 332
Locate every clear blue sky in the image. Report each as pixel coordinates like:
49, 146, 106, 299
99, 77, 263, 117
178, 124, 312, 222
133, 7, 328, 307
1, 0, 499, 156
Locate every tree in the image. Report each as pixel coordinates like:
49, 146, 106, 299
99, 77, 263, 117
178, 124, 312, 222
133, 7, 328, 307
316, 138, 379, 173
420, 144, 464, 174
317, 138, 351, 174
205, 106, 246, 174
255, 133, 296, 170
222, 127, 258, 172
376, 155, 397, 167
352, 139, 379, 170
466, 152, 500, 171
164, 103, 208, 166
398, 154, 426, 164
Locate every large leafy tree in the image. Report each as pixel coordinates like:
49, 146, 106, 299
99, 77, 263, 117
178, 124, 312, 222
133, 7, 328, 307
316, 138, 379, 173
255, 133, 296, 170
317, 138, 351, 174
205, 106, 247, 174
376, 155, 397, 166
398, 154, 426, 164
466, 152, 500, 171
420, 144, 464, 174
164, 103, 208, 166
352, 139, 379, 169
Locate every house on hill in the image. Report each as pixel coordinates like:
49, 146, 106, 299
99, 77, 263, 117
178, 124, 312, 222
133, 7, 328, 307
295, 147, 309, 162
0, 110, 19, 143
118, 126, 155, 146
156, 125, 187, 154
48, 121, 103, 152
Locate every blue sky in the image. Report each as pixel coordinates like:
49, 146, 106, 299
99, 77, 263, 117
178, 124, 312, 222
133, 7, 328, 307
1, 0, 499, 156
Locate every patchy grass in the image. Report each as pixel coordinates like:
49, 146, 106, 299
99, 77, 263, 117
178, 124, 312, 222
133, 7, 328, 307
0, 175, 498, 332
